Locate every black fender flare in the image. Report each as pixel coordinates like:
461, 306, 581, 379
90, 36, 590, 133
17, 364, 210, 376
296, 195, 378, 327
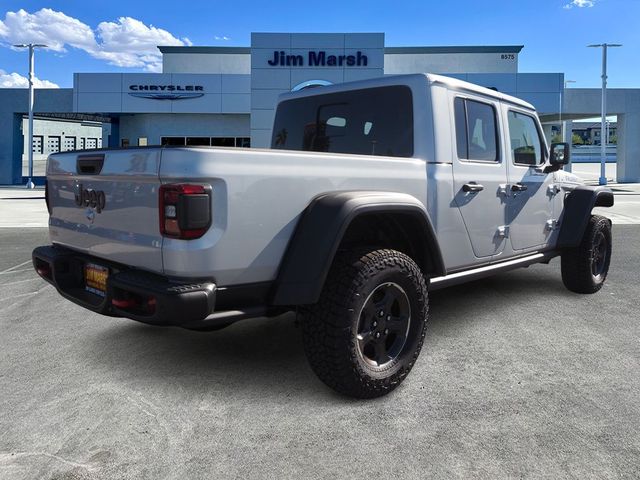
557, 185, 614, 249
270, 191, 445, 306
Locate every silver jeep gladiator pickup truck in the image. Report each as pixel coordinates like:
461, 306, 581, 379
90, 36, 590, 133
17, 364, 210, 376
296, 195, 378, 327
33, 73, 614, 398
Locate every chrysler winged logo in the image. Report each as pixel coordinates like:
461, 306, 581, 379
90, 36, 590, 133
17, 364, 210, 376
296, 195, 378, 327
128, 84, 204, 100
75, 184, 106, 213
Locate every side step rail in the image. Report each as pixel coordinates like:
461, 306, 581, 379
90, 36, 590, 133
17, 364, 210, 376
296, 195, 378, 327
429, 252, 557, 291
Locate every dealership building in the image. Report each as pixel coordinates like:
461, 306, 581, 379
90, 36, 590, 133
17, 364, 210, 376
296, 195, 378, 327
1, 32, 639, 184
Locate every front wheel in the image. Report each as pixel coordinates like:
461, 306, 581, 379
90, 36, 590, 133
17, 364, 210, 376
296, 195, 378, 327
300, 249, 429, 399
561, 214, 612, 294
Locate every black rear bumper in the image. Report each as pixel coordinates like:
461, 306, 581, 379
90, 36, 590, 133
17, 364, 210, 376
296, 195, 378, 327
32, 245, 217, 327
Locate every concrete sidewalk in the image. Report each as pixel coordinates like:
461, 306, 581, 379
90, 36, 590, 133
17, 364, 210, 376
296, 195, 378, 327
569, 164, 640, 224
0, 187, 48, 228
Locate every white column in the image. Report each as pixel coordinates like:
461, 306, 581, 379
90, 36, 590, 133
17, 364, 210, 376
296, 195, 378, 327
563, 120, 573, 173
542, 124, 555, 145
616, 113, 640, 183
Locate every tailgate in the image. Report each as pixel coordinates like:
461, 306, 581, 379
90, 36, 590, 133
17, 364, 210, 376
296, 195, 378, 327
47, 149, 163, 273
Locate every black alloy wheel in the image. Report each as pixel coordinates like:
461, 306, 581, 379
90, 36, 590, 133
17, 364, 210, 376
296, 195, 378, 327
356, 282, 411, 368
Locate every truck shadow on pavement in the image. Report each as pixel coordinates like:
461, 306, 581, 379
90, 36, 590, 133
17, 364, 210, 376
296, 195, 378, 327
84, 264, 565, 399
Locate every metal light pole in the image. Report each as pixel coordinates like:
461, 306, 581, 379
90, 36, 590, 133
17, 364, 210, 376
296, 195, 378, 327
13, 43, 48, 189
588, 43, 622, 186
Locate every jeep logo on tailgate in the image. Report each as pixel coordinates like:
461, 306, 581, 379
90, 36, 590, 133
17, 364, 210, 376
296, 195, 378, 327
75, 184, 106, 213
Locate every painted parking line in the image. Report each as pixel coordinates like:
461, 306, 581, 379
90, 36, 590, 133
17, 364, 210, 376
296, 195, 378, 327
0, 269, 32, 275
0, 291, 39, 301
0, 259, 32, 274
0, 277, 41, 286
0, 283, 52, 313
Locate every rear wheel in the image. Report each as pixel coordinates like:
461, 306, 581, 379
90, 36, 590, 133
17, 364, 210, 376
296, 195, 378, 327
561, 214, 612, 294
300, 248, 428, 398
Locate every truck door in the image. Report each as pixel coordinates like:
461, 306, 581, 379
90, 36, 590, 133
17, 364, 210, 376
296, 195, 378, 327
504, 108, 555, 251
451, 94, 508, 259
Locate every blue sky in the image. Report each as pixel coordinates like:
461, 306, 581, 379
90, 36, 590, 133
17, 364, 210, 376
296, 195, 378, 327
0, 0, 638, 89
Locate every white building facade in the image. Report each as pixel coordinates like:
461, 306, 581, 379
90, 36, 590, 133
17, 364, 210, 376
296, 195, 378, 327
74, 33, 564, 150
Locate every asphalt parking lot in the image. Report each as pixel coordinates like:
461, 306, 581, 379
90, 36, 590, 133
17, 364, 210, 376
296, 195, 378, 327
1, 192, 639, 479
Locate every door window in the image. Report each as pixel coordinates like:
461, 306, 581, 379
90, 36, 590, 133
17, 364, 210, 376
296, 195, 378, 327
454, 97, 499, 162
508, 111, 544, 166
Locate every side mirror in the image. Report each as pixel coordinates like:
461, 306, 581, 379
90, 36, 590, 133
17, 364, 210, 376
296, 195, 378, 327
550, 142, 570, 166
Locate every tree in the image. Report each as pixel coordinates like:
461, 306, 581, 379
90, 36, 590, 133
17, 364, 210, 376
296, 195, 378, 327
572, 134, 584, 145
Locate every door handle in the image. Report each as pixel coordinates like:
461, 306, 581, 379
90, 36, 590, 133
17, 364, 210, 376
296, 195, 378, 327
511, 183, 528, 192
462, 183, 484, 193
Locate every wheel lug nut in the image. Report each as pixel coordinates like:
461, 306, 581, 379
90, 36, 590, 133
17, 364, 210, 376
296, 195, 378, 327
372, 321, 377, 328
386, 315, 391, 321
375, 332, 381, 339
384, 328, 389, 335
378, 310, 384, 317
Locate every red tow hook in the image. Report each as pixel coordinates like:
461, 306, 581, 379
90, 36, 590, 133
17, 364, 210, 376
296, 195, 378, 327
35, 263, 51, 279
112, 298, 137, 309
112, 296, 156, 313
36, 266, 50, 277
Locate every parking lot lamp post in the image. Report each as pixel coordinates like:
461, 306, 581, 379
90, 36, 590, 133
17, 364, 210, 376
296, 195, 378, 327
13, 43, 48, 189
588, 43, 622, 186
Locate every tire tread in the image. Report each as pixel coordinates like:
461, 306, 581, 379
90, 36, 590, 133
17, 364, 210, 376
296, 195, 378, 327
561, 214, 612, 294
300, 248, 428, 399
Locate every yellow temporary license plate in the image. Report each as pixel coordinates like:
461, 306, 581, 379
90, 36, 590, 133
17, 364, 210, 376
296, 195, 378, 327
85, 263, 108, 297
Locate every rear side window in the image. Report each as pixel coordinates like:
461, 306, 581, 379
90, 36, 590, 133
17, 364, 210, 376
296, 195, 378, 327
271, 86, 413, 157
454, 97, 499, 162
507, 111, 544, 166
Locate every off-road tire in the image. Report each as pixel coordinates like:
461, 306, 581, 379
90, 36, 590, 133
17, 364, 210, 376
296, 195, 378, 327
300, 248, 429, 399
561, 214, 612, 294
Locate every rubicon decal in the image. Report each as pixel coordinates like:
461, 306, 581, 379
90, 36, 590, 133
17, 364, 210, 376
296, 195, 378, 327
75, 184, 106, 213
128, 85, 204, 100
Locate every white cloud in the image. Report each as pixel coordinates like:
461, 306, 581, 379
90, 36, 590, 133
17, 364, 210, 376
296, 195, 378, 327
0, 8, 190, 71
214, 35, 231, 41
92, 16, 185, 70
0, 9, 96, 52
564, 0, 596, 9
0, 69, 59, 88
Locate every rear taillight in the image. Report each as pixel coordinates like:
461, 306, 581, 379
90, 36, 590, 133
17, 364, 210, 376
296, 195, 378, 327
159, 184, 211, 239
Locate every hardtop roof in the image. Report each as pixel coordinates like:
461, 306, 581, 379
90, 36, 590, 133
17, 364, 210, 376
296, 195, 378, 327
277, 73, 536, 111
425, 73, 535, 110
